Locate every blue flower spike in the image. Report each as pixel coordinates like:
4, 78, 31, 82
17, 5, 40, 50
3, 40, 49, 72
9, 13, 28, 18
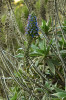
25, 12, 39, 38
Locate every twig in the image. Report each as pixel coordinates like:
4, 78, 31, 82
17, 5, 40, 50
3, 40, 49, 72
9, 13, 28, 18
1, 70, 10, 100
6, 0, 25, 50
55, 0, 66, 40
54, 0, 66, 91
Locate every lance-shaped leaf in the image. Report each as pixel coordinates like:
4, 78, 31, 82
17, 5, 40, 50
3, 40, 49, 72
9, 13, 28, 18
47, 59, 55, 75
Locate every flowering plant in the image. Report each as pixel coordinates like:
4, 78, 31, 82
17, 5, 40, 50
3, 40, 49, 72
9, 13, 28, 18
26, 12, 39, 38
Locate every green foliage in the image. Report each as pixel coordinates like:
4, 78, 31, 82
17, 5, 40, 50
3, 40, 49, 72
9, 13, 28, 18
52, 92, 66, 99
45, 0, 48, 4
41, 18, 51, 34
0, 1, 66, 100
10, 92, 17, 100
1, 15, 6, 24
63, 20, 66, 33
30, 39, 50, 57
15, 53, 24, 58
47, 59, 55, 75
12, 17, 66, 99
7, 18, 66, 99
22, 6, 29, 18
35, 0, 40, 10
14, 5, 29, 33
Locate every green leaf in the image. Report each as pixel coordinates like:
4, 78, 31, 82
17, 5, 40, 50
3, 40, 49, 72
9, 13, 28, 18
45, 25, 49, 34
39, 39, 46, 50
31, 44, 39, 50
36, 49, 44, 54
41, 19, 49, 34
49, 39, 53, 45
14, 53, 24, 58
53, 87, 65, 93
35, 60, 38, 66
60, 50, 66, 57
47, 59, 55, 74
52, 92, 66, 98
51, 98, 60, 100
45, 46, 50, 55
35, 88, 44, 92
30, 52, 43, 57
48, 17, 51, 27
60, 50, 66, 54
42, 20, 46, 28
39, 41, 44, 50
16, 48, 24, 53
42, 94, 47, 100
10, 92, 17, 100
22, 96, 26, 100
51, 58, 60, 66
45, 81, 54, 91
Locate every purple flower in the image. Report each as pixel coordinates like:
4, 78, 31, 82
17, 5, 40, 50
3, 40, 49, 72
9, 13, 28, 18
25, 12, 39, 38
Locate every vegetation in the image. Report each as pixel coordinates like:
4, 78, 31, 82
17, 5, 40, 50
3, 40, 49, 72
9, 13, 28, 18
0, 0, 66, 100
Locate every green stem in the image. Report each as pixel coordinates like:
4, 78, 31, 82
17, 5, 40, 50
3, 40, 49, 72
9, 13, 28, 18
25, 36, 33, 66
